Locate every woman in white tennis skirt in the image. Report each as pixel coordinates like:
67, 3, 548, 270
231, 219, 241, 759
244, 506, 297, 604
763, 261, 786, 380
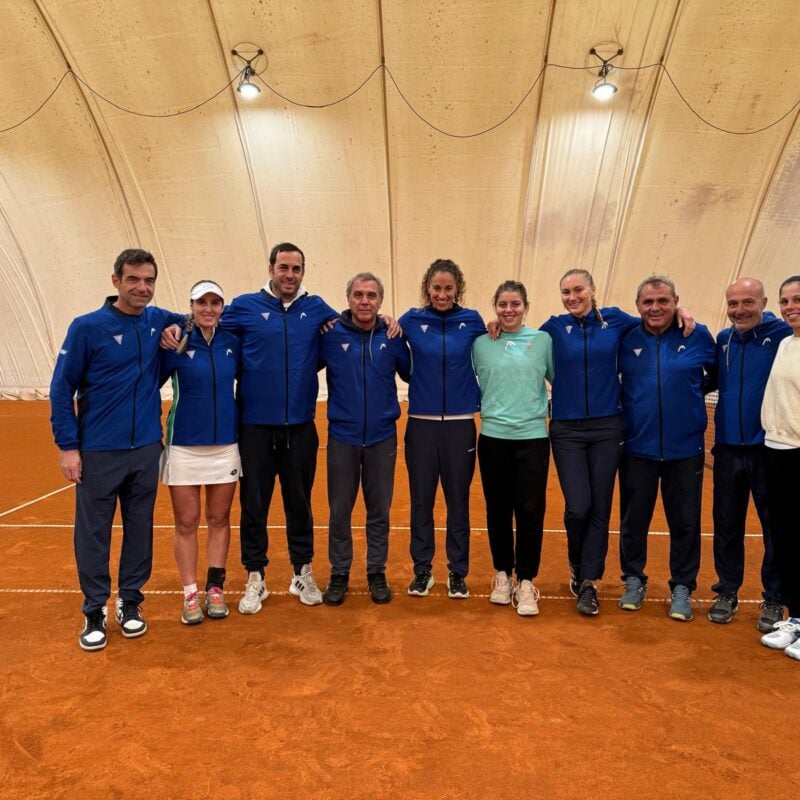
160, 280, 241, 625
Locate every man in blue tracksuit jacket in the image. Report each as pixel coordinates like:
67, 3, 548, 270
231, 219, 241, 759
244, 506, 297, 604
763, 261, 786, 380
216, 242, 338, 612
617, 275, 716, 621
318, 272, 411, 606
49, 248, 183, 651
707, 278, 791, 629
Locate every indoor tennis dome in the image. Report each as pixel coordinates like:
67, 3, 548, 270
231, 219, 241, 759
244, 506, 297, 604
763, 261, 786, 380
1, 0, 799, 397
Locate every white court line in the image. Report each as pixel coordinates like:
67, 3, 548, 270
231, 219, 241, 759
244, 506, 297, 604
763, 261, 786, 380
0, 587, 765, 604
0, 522, 760, 538
0, 484, 74, 518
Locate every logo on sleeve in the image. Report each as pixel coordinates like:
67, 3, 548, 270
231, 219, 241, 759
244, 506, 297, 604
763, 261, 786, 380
113, 334, 123, 345
341, 343, 350, 352
633, 347, 642, 357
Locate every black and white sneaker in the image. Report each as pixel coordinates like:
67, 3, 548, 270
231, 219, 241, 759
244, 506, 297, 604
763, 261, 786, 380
115, 597, 148, 638
576, 580, 599, 616
447, 572, 470, 599
407, 572, 434, 596
79, 607, 107, 651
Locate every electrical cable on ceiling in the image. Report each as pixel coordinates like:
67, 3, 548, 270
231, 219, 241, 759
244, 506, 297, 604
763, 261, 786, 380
1, 59, 799, 137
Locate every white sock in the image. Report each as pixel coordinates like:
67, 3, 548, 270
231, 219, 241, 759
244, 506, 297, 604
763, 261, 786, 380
183, 583, 198, 598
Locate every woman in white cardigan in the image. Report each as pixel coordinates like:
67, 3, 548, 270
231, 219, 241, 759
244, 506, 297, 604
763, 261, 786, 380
760, 275, 800, 660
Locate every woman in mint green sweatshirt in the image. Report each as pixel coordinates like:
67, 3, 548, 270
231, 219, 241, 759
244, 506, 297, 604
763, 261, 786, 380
473, 281, 553, 617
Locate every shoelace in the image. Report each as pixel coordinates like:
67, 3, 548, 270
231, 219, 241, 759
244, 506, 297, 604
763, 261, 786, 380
512, 582, 539, 608
578, 584, 596, 604
672, 586, 690, 602
492, 574, 510, 592
185, 591, 201, 610
300, 571, 319, 592
244, 580, 262, 599
772, 619, 800, 633
206, 588, 224, 605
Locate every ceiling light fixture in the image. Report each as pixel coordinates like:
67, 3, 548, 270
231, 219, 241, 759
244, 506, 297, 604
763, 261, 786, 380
232, 47, 264, 99
589, 47, 623, 100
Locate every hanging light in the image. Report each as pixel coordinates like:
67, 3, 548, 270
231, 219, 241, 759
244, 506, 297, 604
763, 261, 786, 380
232, 47, 265, 100
237, 65, 260, 99
589, 47, 623, 101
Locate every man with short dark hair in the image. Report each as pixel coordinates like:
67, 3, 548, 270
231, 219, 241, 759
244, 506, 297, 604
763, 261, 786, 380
219, 243, 338, 612
708, 277, 791, 630
318, 273, 411, 605
617, 276, 716, 621
50, 248, 183, 651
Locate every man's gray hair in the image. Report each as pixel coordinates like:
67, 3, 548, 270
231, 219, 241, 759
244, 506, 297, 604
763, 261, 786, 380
346, 272, 385, 300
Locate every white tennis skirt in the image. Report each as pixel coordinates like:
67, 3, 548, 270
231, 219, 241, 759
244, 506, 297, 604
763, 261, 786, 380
160, 443, 243, 486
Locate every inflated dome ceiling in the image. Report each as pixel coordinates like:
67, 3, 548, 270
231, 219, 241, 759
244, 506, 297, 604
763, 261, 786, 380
1, 0, 799, 397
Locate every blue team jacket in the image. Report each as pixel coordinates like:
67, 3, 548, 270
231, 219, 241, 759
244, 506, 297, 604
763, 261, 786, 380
220, 289, 337, 426
619, 321, 716, 460
398, 305, 485, 416
320, 312, 411, 447
714, 312, 791, 446
540, 307, 639, 420
50, 298, 184, 451
161, 327, 241, 446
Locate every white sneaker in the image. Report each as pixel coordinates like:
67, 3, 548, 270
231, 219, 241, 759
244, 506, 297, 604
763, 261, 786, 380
238, 571, 268, 615
785, 638, 800, 661
761, 618, 800, 650
512, 580, 540, 617
289, 564, 323, 606
490, 571, 512, 605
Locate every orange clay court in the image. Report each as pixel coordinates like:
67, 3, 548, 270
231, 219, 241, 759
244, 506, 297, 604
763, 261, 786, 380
1, 401, 796, 800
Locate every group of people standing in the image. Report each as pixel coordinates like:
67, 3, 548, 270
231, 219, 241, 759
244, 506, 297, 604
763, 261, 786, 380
49, 245, 800, 663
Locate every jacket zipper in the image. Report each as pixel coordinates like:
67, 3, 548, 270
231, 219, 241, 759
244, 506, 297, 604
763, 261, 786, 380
441, 316, 447, 419
580, 318, 589, 417
210, 338, 218, 444
656, 336, 663, 460
737, 341, 745, 445
282, 309, 289, 425
131, 323, 142, 448
361, 331, 368, 446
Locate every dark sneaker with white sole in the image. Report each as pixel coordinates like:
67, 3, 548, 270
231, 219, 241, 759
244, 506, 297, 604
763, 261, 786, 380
79, 608, 107, 651
408, 572, 434, 597
447, 572, 470, 599
115, 598, 148, 638
576, 580, 599, 616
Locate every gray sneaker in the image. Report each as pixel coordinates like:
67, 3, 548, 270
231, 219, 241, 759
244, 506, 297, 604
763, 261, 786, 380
619, 576, 646, 611
668, 584, 693, 621
757, 600, 784, 633
707, 593, 738, 624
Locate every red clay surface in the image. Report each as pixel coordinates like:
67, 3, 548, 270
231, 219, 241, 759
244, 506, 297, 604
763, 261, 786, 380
0, 401, 795, 800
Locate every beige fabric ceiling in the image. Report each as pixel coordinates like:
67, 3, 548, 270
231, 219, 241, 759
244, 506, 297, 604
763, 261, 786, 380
1, 0, 799, 398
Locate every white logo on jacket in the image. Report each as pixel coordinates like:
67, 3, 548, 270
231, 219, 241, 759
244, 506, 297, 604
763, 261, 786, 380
187, 350, 196, 359
566, 325, 573, 334
261, 312, 270, 321
633, 348, 642, 357
420, 324, 429, 333
59, 348, 68, 355
113, 334, 123, 345
341, 343, 350, 352
150, 328, 156, 336
300, 312, 307, 319
380, 343, 387, 350
226, 349, 233, 356
504, 341, 516, 351
722, 344, 728, 352
763, 338, 772, 345
459, 322, 466, 329
677, 345, 686, 352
